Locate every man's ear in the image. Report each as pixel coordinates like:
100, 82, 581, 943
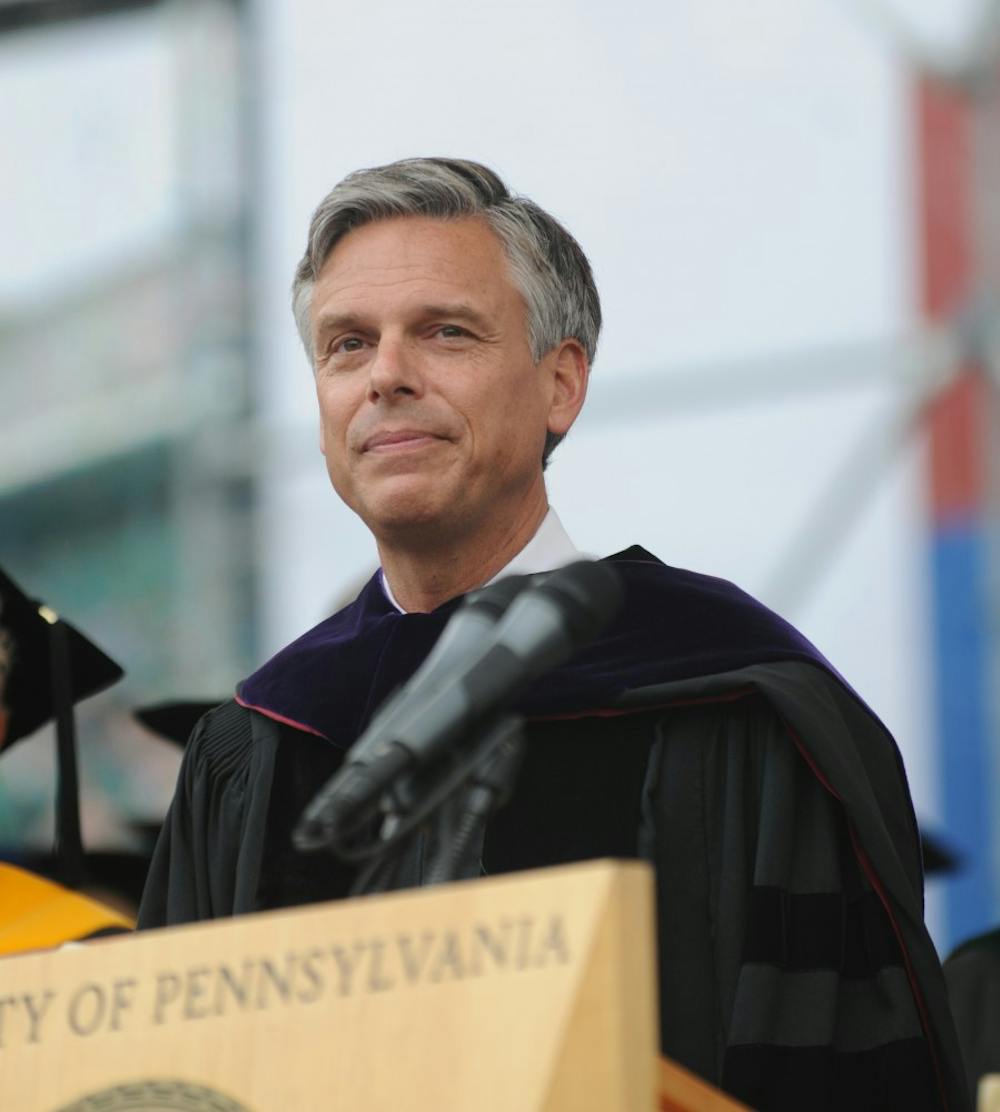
545, 339, 589, 439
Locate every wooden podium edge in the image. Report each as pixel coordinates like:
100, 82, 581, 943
538, 864, 658, 1110
657, 1057, 750, 1112
980, 1075, 1000, 1112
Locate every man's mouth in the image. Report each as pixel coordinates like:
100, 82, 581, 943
361, 429, 446, 453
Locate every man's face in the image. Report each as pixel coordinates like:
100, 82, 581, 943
310, 215, 582, 545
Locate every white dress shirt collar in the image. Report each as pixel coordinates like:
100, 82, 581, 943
380, 507, 581, 614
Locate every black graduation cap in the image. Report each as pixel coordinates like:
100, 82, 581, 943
134, 700, 220, 748
0, 567, 124, 890
920, 828, 960, 876
0, 567, 123, 750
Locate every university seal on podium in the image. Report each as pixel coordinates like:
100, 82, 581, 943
53, 1079, 252, 1112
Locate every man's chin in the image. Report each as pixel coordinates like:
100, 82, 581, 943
357, 493, 461, 543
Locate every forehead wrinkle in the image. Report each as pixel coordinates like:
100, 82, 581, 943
318, 220, 513, 292
314, 274, 508, 334
311, 273, 454, 337
315, 263, 485, 308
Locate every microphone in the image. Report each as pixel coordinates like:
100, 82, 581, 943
357, 572, 533, 748
293, 560, 623, 849
293, 573, 532, 851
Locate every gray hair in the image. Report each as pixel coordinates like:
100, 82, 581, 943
291, 157, 601, 464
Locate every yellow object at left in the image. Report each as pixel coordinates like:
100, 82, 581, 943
0, 863, 132, 956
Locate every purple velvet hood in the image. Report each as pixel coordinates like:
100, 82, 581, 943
237, 546, 845, 747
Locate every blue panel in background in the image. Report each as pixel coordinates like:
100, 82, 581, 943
931, 522, 995, 951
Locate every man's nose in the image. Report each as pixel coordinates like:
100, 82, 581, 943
367, 336, 422, 401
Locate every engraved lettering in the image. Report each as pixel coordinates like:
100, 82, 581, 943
397, 931, 435, 983
152, 971, 182, 1024
513, 917, 534, 970
366, 939, 394, 992
21, 991, 55, 1044
108, 979, 136, 1031
215, 960, 254, 1014
128, 910, 569, 1029
257, 956, 295, 1007
535, 916, 570, 966
330, 943, 366, 996
183, 967, 212, 1020
297, 949, 326, 1004
430, 932, 465, 982
470, 921, 511, 975
67, 983, 105, 1036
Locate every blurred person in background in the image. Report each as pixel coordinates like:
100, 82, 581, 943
945, 926, 1000, 1098
0, 622, 12, 747
138, 158, 967, 1111
0, 570, 132, 953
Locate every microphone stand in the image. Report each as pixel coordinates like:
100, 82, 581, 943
346, 714, 525, 897
423, 716, 524, 886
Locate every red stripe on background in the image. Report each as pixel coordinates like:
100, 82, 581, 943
917, 77, 973, 319
927, 372, 986, 517
917, 77, 985, 518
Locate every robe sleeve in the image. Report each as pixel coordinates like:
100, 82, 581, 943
642, 682, 963, 1112
137, 701, 276, 928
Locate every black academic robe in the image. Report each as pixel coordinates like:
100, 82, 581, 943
138, 549, 968, 1112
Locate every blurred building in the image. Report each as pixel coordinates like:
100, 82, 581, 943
0, 0, 255, 850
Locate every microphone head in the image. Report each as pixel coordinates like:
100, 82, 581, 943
463, 572, 533, 620
534, 560, 624, 645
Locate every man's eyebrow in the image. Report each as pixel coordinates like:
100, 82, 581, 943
313, 311, 367, 339
314, 303, 494, 338
418, 303, 491, 327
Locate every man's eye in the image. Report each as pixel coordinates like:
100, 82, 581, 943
437, 325, 468, 339
334, 337, 365, 354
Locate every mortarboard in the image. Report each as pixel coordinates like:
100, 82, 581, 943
0, 567, 123, 749
134, 699, 220, 748
920, 828, 960, 876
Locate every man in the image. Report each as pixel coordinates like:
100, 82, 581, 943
139, 158, 967, 1110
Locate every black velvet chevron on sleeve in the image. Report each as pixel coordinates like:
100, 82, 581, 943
648, 692, 945, 1112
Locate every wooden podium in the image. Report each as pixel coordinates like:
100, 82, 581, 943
0, 860, 744, 1111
